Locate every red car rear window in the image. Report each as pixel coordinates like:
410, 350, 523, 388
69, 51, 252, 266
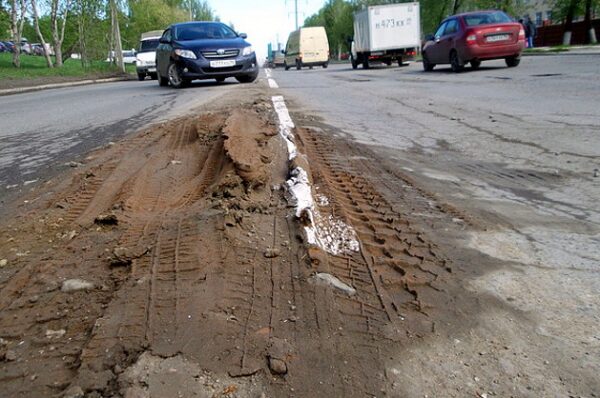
464, 11, 512, 27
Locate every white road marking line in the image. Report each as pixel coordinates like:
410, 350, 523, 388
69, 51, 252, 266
264, 68, 272, 78
272, 95, 359, 256
268, 78, 279, 89
271, 96, 295, 159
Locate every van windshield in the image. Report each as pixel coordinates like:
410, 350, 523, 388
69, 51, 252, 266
175, 23, 238, 41
139, 39, 159, 53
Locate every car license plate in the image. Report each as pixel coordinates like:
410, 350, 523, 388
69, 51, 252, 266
210, 60, 236, 68
148, 67, 156, 72
487, 34, 510, 42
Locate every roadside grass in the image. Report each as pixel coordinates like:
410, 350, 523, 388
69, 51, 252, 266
0, 53, 136, 79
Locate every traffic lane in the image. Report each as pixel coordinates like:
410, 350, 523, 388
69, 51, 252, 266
271, 56, 600, 170
271, 55, 600, 248
0, 79, 243, 206
271, 56, 600, 396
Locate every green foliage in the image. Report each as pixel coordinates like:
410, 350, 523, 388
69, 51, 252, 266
303, 0, 555, 47
3, 0, 217, 70
0, 51, 133, 79
0, 2, 10, 39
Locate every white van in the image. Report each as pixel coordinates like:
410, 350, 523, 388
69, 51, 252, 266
135, 30, 163, 80
284, 26, 329, 70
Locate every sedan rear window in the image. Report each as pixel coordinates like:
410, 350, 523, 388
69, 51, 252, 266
464, 11, 512, 27
175, 23, 238, 41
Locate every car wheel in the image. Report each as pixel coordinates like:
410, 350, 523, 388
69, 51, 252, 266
158, 73, 169, 87
351, 54, 358, 70
167, 62, 187, 88
236, 71, 258, 83
384, 59, 392, 66
505, 56, 521, 67
150, 73, 158, 80
422, 53, 435, 71
137, 73, 145, 81
450, 50, 464, 73
363, 58, 369, 69
284, 61, 290, 71
323, 62, 328, 69
296, 60, 301, 70
470, 60, 481, 70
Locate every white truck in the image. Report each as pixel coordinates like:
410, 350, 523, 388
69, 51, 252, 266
351, 2, 420, 69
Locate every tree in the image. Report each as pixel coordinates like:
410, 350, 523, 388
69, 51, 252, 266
9, 0, 27, 67
49, 0, 71, 66
562, 0, 580, 45
109, 0, 124, 72
29, 0, 54, 67
583, 0, 598, 43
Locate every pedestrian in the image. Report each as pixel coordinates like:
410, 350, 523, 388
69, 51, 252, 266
526, 16, 537, 48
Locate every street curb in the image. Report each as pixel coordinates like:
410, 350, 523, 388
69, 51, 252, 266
0, 77, 130, 97
522, 50, 600, 56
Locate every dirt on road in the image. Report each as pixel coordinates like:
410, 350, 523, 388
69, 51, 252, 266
0, 88, 596, 398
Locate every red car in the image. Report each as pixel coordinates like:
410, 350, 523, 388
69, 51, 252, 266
422, 10, 525, 72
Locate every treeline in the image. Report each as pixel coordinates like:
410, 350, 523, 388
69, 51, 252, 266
304, 0, 599, 58
0, 0, 216, 69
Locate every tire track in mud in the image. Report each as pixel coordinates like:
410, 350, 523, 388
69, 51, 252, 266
77, 116, 226, 373
296, 126, 452, 341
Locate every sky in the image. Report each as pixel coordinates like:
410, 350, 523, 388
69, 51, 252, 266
211, 0, 327, 61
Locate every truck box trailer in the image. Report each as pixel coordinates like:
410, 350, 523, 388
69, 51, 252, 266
351, 2, 420, 69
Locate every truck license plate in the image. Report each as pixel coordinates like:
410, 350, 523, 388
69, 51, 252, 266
210, 60, 236, 68
487, 34, 509, 42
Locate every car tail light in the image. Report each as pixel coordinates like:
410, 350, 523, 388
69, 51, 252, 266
519, 28, 525, 40
466, 34, 477, 45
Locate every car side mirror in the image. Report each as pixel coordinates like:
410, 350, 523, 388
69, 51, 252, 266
239, 33, 248, 39
424, 34, 434, 42
159, 37, 169, 44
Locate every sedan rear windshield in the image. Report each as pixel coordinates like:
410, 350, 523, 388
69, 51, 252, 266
464, 11, 512, 27
175, 23, 238, 41
139, 39, 159, 52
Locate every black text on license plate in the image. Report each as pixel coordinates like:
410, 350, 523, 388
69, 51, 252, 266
487, 34, 509, 42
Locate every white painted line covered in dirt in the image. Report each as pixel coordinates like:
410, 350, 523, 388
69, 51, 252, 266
272, 95, 360, 257
268, 79, 279, 89
271, 96, 297, 160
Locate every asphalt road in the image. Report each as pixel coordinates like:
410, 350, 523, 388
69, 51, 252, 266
0, 79, 243, 207
268, 55, 600, 396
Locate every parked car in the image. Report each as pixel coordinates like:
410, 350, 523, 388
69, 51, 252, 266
0, 42, 7, 52
32, 43, 44, 56
136, 30, 162, 80
273, 50, 285, 67
156, 21, 258, 88
284, 26, 329, 70
422, 10, 525, 72
20, 40, 33, 55
106, 50, 137, 64
3, 41, 15, 53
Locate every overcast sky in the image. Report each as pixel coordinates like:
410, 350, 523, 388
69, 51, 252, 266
212, 0, 326, 61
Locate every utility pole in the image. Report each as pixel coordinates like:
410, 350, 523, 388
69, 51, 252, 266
294, 0, 298, 30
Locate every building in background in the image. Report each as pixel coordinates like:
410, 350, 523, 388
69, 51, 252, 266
521, 0, 555, 26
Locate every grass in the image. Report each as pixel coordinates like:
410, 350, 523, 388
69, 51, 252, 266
0, 52, 136, 80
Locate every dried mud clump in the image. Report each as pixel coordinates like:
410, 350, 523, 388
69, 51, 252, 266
223, 108, 277, 189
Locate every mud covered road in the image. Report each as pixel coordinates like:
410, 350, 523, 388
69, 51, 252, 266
1, 55, 599, 398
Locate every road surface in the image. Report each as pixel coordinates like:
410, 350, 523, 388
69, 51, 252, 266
267, 55, 600, 397
0, 79, 244, 208
0, 55, 598, 397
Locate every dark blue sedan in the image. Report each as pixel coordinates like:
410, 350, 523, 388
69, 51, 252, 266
156, 21, 258, 88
